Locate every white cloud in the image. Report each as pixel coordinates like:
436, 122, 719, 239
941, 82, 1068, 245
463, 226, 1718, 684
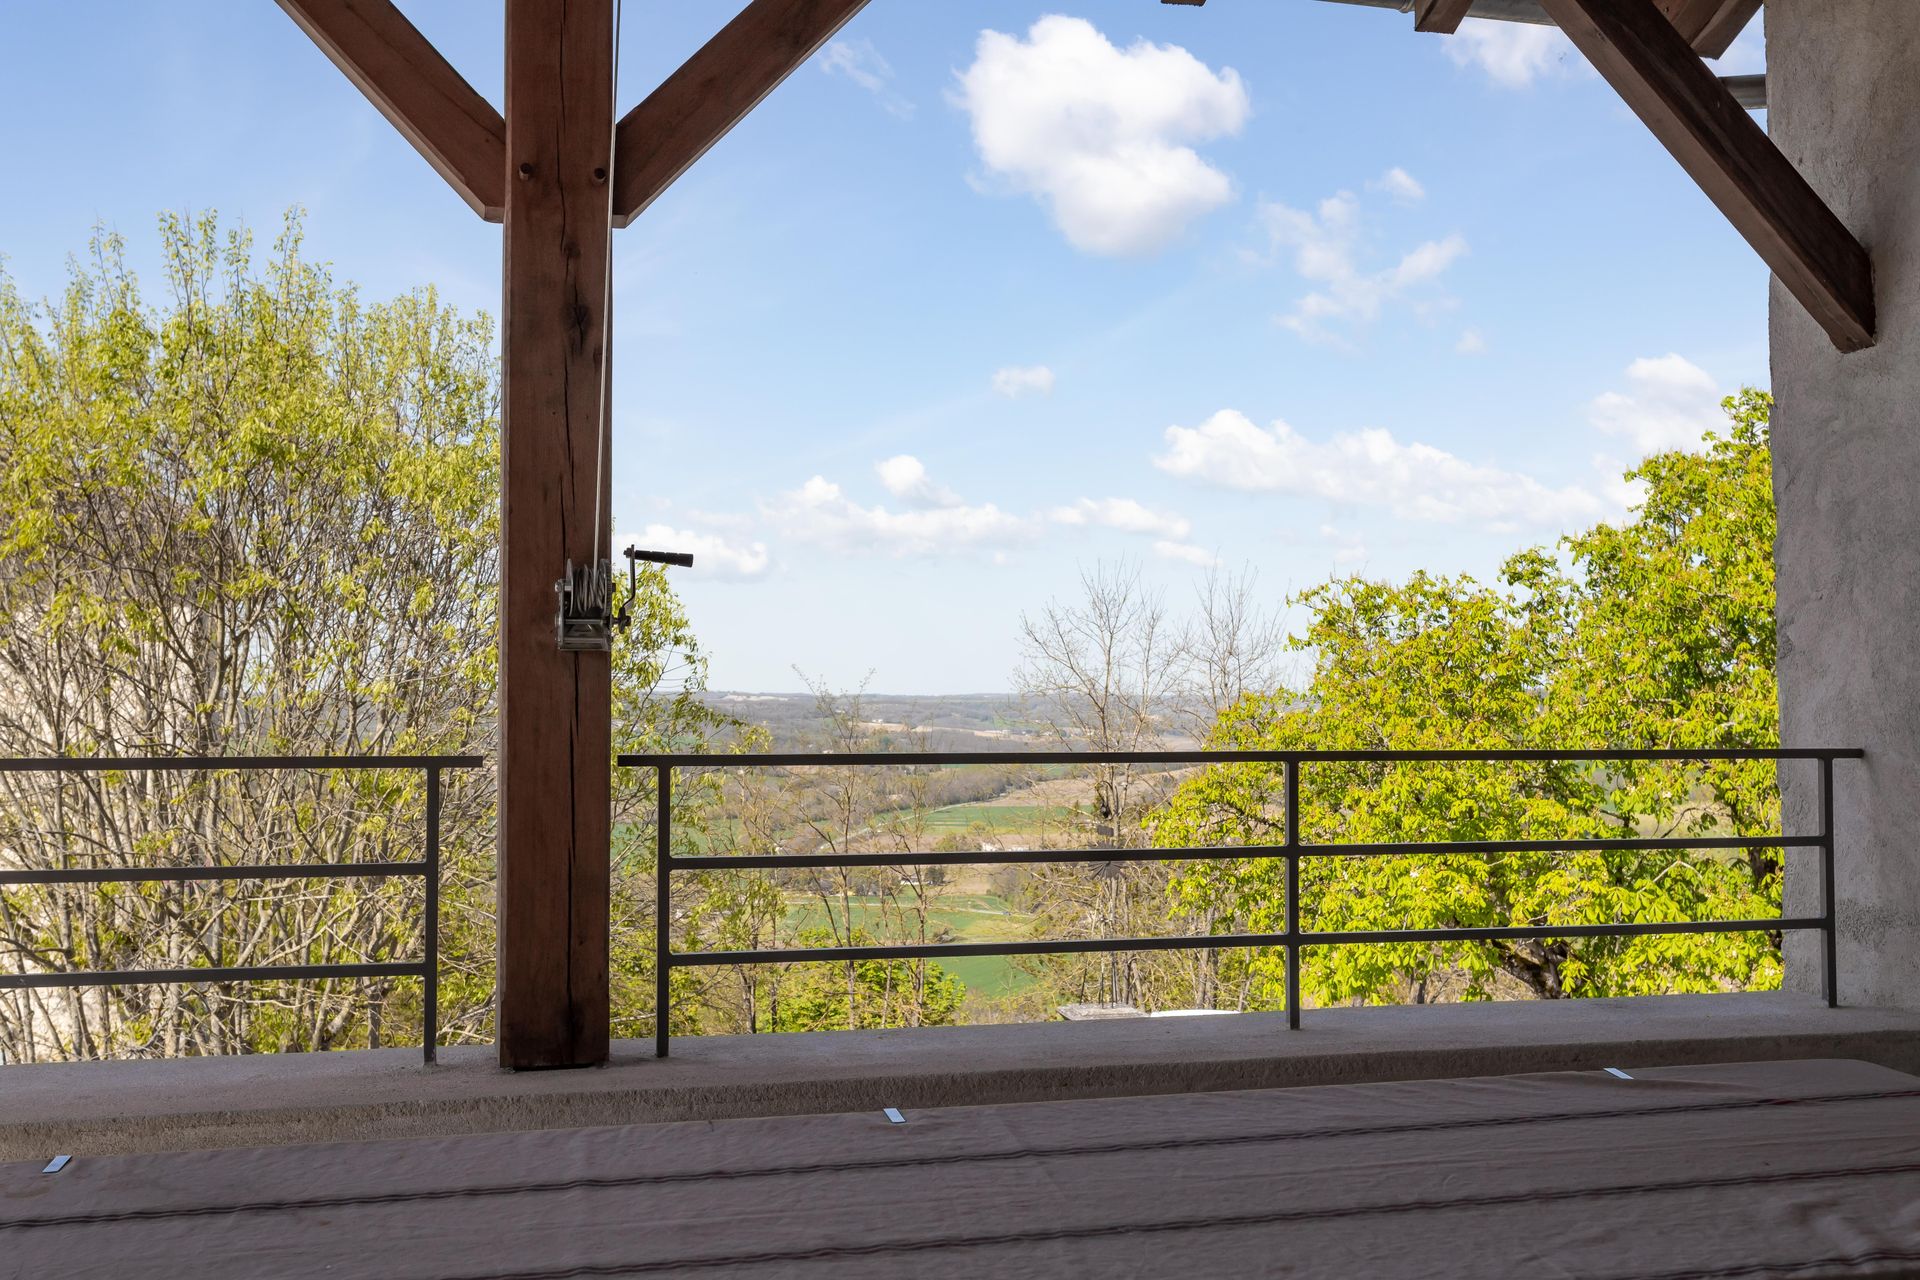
1049, 497, 1191, 540
954, 16, 1250, 256
765, 475, 1031, 558
1155, 409, 1604, 531
1444, 19, 1577, 89
1455, 328, 1487, 355
1370, 167, 1426, 204
876, 454, 962, 508
820, 39, 914, 118
1588, 354, 1725, 454
765, 458, 1202, 560
1259, 190, 1468, 343
992, 364, 1056, 398
1154, 539, 1219, 568
632, 523, 770, 580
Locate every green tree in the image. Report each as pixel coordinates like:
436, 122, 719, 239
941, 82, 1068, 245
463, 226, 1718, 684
654, 680, 979, 1038
602, 562, 739, 1045
1155, 391, 1783, 1010
0, 213, 720, 1060
1546, 390, 1781, 888
764, 930, 966, 1033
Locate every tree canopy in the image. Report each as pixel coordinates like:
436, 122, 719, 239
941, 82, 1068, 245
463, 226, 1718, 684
1154, 391, 1782, 1010
0, 214, 968, 1059
0, 214, 724, 1058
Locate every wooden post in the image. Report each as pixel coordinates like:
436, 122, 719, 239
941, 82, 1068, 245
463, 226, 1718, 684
1412, 0, 1475, 35
498, 0, 614, 1069
282, 0, 893, 1071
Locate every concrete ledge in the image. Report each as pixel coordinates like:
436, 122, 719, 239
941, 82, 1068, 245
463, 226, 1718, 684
5, 992, 1919, 1160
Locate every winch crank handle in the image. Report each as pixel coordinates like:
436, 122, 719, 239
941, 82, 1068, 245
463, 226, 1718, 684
624, 547, 695, 569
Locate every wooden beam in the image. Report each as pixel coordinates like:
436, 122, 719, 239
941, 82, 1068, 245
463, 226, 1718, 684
276, 0, 506, 220
498, 0, 614, 1069
1656, 0, 1763, 59
1538, 0, 1875, 353
611, 0, 873, 227
1414, 0, 1477, 35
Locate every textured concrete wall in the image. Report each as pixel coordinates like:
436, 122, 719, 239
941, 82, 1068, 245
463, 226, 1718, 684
1770, 2, 1920, 1006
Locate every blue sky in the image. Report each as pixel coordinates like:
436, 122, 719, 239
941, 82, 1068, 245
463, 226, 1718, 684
1, 2, 1770, 692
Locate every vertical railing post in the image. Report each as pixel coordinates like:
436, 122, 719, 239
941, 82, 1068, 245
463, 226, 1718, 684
1285, 755, 1302, 1031
656, 763, 672, 1058
424, 765, 441, 1066
1820, 755, 1838, 1009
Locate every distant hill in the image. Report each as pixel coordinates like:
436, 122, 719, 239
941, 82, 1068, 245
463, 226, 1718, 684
698, 691, 1052, 752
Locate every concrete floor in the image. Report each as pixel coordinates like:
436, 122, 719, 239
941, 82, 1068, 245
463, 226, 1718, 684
14, 1058, 1920, 1279
5, 991, 1919, 1160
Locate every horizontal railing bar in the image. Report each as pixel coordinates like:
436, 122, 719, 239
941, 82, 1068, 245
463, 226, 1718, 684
667, 917, 1824, 968
669, 834, 1823, 872
0, 862, 431, 887
1306, 918, 1826, 945
671, 934, 1294, 965
0, 755, 484, 773
0, 961, 427, 990
671, 847, 1253, 871
1301, 834, 1821, 858
623, 748, 1863, 768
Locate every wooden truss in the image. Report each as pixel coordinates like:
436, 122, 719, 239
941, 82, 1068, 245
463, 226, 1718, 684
278, 0, 871, 228
279, 0, 875, 1071
1418, 0, 1760, 58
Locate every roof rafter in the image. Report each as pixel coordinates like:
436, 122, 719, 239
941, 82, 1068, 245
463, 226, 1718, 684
1655, 0, 1763, 59
611, 0, 873, 227
276, 0, 506, 220
1300, 0, 1759, 59
1414, 0, 1477, 35
1538, 0, 1874, 352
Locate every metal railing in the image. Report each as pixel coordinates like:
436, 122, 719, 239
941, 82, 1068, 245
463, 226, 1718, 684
0, 754, 481, 1065
623, 747, 1864, 1058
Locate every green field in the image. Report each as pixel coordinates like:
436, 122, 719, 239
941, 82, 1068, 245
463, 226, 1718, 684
625, 800, 1079, 854
626, 792, 1075, 1001
783, 893, 1038, 998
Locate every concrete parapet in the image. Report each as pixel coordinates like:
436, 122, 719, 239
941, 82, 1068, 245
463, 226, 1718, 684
5, 992, 1919, 1160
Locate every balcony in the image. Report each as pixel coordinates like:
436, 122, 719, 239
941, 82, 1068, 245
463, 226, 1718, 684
7, 0, 1920, 1270
4, 745, 1906, 1162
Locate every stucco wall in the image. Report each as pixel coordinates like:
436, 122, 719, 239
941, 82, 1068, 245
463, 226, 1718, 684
1769, 1, 1920, 1006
